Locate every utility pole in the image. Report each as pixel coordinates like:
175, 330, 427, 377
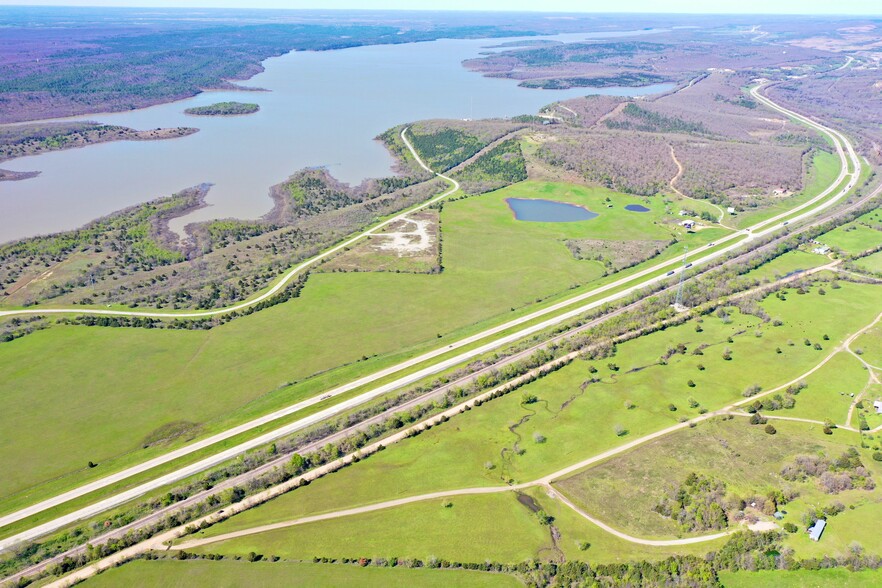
674, 246, 688, 311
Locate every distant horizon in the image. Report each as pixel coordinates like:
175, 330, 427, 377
0, 1, 880, 17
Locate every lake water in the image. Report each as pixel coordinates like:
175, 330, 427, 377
506, 198, 599, 223
0, 32, 672, 243
625, 204, 651, 212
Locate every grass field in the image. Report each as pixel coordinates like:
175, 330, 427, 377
520, 486, 728, 563
553, 419, 866, 539
189, 282, 881, 544
783, 351, 867, 424
186, 489, 725, 566
854, 250, 882, 274
0, 180, 725, 503
781, 498, 882, 559
822, 224, 882, 255
853, 324, 882, 369
719, 568, 882, 587
189, 493, 555, 564
80, 558, 521, 588
744, 250, 829, 282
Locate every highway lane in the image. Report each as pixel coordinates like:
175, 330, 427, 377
0, 83, 862, 551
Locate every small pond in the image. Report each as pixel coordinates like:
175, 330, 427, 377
625, 204, 651, 212
506, 198, 599, 222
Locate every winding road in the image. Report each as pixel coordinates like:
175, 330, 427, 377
0, 83, 866, 554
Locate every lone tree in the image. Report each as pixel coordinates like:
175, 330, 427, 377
764, 424, 777, 435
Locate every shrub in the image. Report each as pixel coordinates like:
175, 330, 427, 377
765, 424, 777, 435
533, 432, 546, 444
873, 452, 882, 462
742, 384, 762, 397
783, 522, 798, 533
668, 403, 678, 412
535, 510, 554, 525
614, 424, 627, 437
521, 393, 538, 404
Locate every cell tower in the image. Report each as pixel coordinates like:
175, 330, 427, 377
673, 246, 689, 312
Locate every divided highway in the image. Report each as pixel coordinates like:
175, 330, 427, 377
0, 84, 863, 552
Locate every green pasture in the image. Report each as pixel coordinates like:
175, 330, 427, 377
0, 180, 725, 503
854, 251, 882, 274
81, 559, 521, 588
743, 250, 828, 282
853, 324, 882, 369
823, 224, 882, 255
520, 486, 727, 563
192, 283, 881, 542
781, 498, 882, 559
783, 351, 868, 424
189, 493, 554, 564
719, 569, 882, 588
553, 418, 864, 540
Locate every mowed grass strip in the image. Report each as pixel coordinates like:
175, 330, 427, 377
718, 569, 882, 588
188, 493, 554, 564
80, 558, 521, 588
743, 250, 829, 282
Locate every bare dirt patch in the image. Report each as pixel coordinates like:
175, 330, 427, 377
317, 210, 440, 274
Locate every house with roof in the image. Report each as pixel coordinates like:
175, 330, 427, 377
808, 519, 826, 542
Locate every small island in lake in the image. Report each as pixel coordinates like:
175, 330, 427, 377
184, 102, 260, 116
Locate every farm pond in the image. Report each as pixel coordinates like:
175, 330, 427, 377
506, 198, 599, 222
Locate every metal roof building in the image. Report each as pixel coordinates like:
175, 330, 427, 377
808, 519, 826, 542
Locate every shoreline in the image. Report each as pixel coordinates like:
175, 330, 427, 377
0, 168, 39, 182
0, 125, 199, 174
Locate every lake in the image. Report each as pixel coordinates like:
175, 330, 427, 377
625, 204, 651, 212
0, 32, 672, 243
506, 198, 599, 223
